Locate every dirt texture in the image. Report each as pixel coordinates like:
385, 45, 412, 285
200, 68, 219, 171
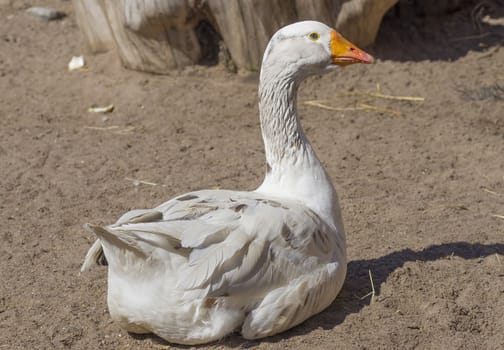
1, 1, 503, 349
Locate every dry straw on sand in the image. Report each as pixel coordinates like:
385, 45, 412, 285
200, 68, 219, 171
304, 86, 425, 117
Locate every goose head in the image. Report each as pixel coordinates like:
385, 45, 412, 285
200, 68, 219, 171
261, 21, 374, 80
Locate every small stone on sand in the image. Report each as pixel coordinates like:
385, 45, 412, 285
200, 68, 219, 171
26, 7, 66, 21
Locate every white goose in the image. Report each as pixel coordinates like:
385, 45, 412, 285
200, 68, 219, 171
82, 21, 373, 345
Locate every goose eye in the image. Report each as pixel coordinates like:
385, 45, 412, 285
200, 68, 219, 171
308, 32, 320, 41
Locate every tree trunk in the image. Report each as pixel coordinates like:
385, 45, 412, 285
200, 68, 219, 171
103, 0, 201, 73
207, 0, 298, 70
335, 0, 398, 47
73, 0, 398, 73
72, 0, 114, 53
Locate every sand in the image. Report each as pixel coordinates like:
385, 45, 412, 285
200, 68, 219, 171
1, 1, 503, 349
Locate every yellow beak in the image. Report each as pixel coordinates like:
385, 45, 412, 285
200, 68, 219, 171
330, 30, 374, 66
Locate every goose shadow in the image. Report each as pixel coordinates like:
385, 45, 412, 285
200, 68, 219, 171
129, 241, 504, 348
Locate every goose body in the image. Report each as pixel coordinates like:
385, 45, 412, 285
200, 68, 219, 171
82, 21, 373, 345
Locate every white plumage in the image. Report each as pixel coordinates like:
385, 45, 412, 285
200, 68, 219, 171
82, 21, 373, 345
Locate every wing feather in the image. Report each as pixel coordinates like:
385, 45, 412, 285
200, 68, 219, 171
180, 230, 251, 290
84, 190, 342, 299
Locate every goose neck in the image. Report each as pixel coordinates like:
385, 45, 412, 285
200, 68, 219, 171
258, 68, 308, 168
257, 67, 338, 223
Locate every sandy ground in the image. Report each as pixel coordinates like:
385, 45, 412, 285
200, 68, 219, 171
1, 1, 503, 349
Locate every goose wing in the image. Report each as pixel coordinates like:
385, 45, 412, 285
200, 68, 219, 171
83, 189, 344, 297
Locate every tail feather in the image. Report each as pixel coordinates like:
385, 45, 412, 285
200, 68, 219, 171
81, 237, 106, 272
81, 223, 150, 273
